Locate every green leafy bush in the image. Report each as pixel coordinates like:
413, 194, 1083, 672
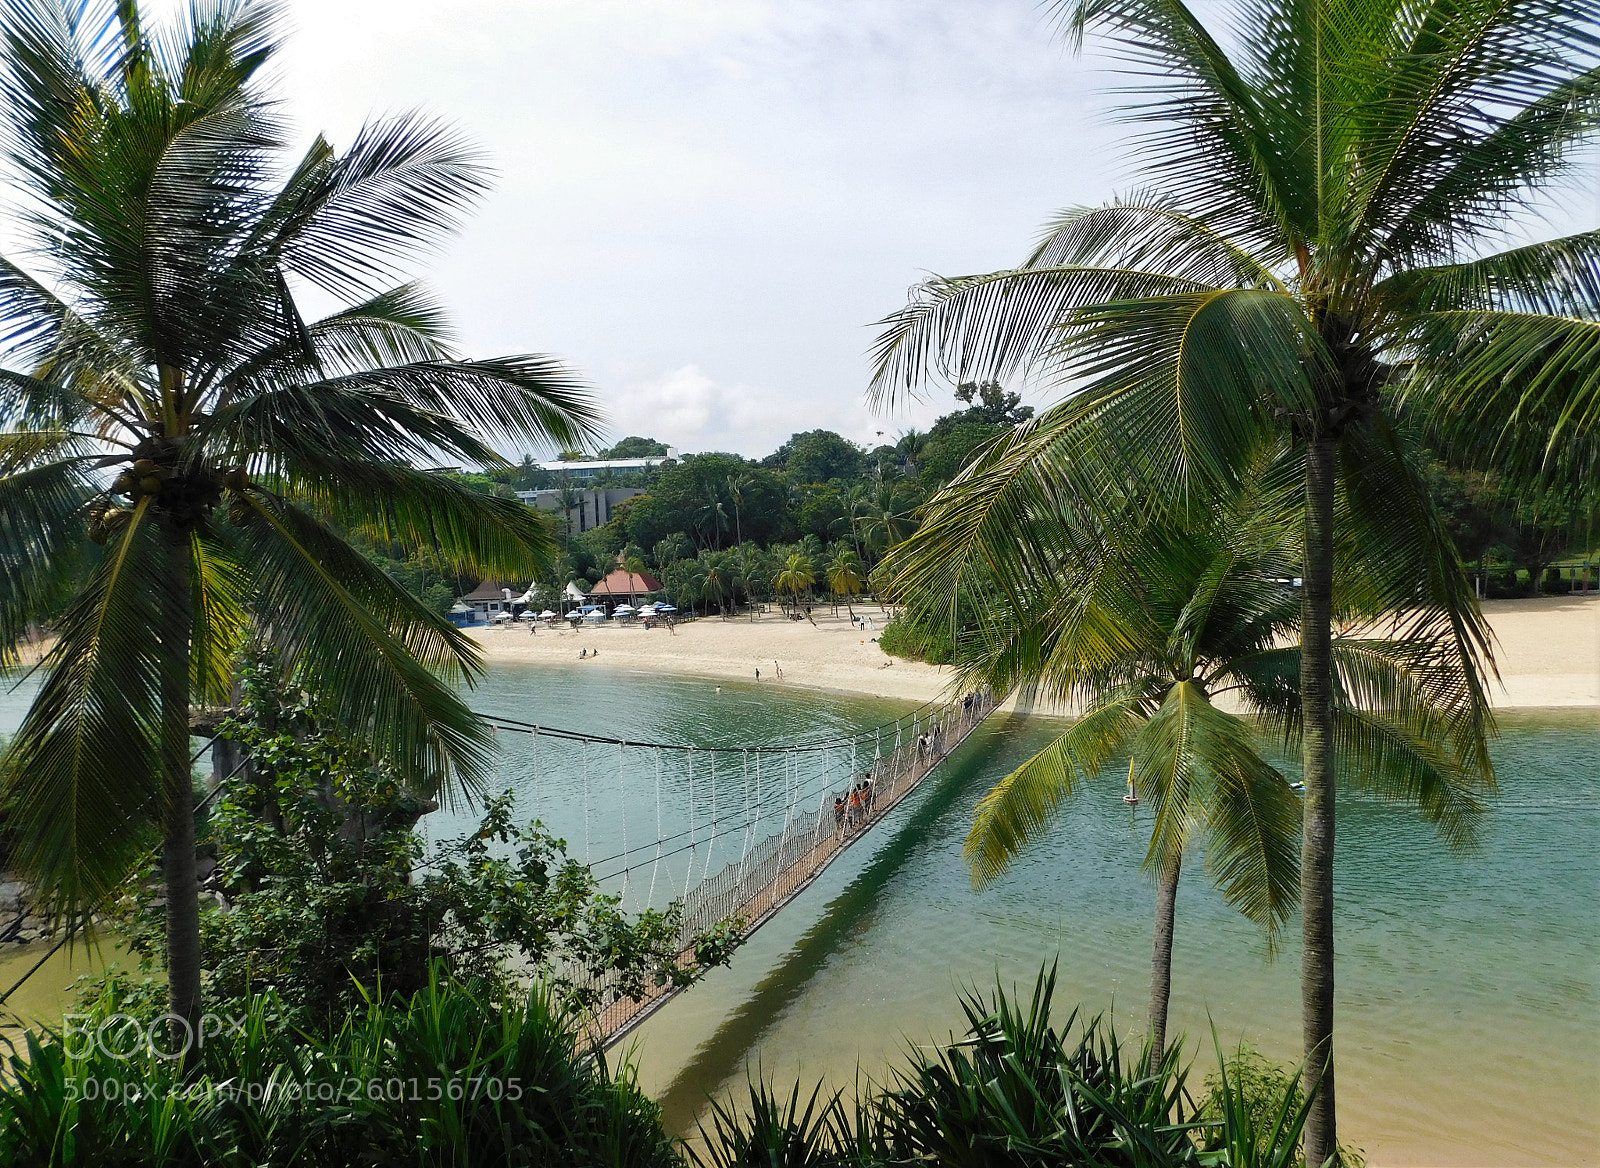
0, 973, 680, 1168
692, 965, 1320, 1168
876, 617, 954, 665
1197, 1043, 1366, 1168
92, 652, 740, 1032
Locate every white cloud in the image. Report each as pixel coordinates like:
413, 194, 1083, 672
31, 0, 1600, 462
609, 363, 862, 456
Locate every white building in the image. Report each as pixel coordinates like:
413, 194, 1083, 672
516, 486, 644, 533
533, 448, 679, 479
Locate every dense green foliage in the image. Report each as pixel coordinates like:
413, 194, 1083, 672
89, 654, 740, 1032
0, 965, 1339, 1168
0, 975, 679, 1168
0, 0, 598, 1043
867, 0, 1597, 1159
693, 965, 1352, 1168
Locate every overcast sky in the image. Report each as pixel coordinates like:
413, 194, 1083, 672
124, 1, 1600, 458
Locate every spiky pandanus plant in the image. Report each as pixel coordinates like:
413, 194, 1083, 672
0, 0, 600, 1048
869, 1, 1596, 1155
944, 471, 1492, 1074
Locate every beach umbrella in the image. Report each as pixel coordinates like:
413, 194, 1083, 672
491, 612, 513, 623
539, 610, 557, 619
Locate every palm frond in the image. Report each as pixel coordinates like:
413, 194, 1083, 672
1350, 3, 1600, 262
218, 356, 601, 459
283, 459, 561, 580
1332, 412, 1496, 760
0, 499, 163, 907
188, 526, 250, 706
1059, 289, 1322, 490
246, 111, 491, 300
1051, 0, 1299, 246
1244, 637, 1495, 848
1382, 230, 1600, 318
1202, 750, 1300, 940
868, 264, 1218, 406
231, 488, 494, 804
1406, 309, 1600, 478
1134, 682, 1298, 935
0, 457, 98, 661
1331, 707, 1490, 848
1027, 195, 1291, 288
211, 376, 507, 469
965, 695, 1146, 887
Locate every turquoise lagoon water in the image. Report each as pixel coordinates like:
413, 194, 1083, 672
2, 664, 1595, 1164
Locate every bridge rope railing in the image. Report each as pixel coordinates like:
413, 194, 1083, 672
561, 688, 999, 1047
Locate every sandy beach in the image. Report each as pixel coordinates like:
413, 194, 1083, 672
469, 594, 1600, 710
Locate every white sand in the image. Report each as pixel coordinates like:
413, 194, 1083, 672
470, 594, 1600, 710
468, 608, 948, 702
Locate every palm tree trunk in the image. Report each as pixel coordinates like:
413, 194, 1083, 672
160, 528, 203, 1064
1148, 851, 1180, 1075
1301, 435, 1338, 1165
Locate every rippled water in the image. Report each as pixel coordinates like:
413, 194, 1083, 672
1, 665, 1595, 1164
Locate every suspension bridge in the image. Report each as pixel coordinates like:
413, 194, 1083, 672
0, 687, 998, 1047
474, 689, 999, 1046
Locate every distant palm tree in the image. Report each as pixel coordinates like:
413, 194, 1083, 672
866, 0, 1590, 1152
697, 484, 730, 550
773, 553, 817, 618
957, 489, 1491, 1073
726, 472, 752, 548
0, 0, 598, 1044
623, 554, 647, 607
557, 483, 582, 536
840, 481, 871, 560
859, 479, 914, 562
702, 562, 729, 617
894, 428, 928, 476
826, 547, 866, 618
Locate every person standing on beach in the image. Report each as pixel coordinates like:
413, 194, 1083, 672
774, 660, 784, 681
755, 667, 760, 681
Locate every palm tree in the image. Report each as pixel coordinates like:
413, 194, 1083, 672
894, 428, 928, 477
826, 547, 866, 618
840, 480, 872, 560
868, 2, 1594, 1154
696, 484, 730, 550
859, 478, 915, 562
624, 553, 647, 607
701, 561, 729, 617
0, 0, 599, 1047
956, 483, 1491, 1075
726, 471, 752, 548
773, 553, 816, 618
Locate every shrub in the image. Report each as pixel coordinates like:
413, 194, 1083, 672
1197, 1043, 1366, 1168
692, 965, 1320, 1168
877, 617, 954, 665
0, 972, 681, 1168
92, 652, 740, 1033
